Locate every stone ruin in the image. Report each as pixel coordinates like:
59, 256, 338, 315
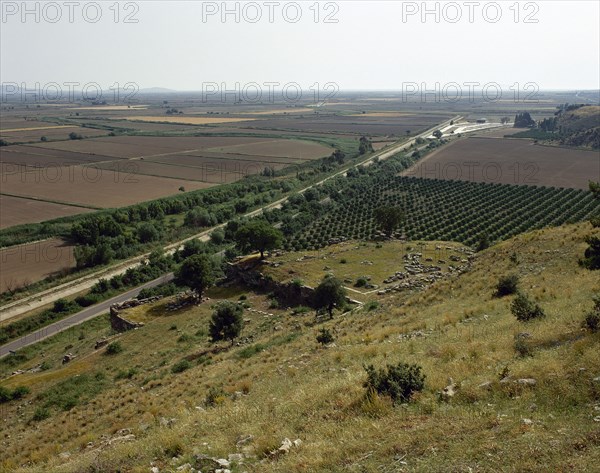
377, 248, 474, 295
109, 296, 162, 332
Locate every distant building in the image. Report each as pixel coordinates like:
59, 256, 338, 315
476, 118, 487, 124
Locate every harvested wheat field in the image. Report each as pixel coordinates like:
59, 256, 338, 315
403, 137, 600, 189
207, 138, 331, 159
1, 165, 213, 208
0, 127, 107, 143
0, 195, 94, 229
33, 135, 304, 159
0, 239, 76, 294
0, 145, 121, 167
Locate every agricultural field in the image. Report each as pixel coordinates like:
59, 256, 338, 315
0, 239, 75, 294
1, 165, 213, 209
223, 112, 450, 136
30, 135, 331, 160
403, 137, 600, 189
1, 145, 122, 167
0, 126, 107, 143
0, 135, 334, 226
287, 176, 600, 250
123, 116, 257, 125
0, 196, 93, 229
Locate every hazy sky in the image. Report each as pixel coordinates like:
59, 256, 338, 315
1, 1, 599, 91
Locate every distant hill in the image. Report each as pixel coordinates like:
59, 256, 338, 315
556, 105, 600, 148
514, 104, 600, 149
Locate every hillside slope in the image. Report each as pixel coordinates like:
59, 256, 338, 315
1, 223, 599, 472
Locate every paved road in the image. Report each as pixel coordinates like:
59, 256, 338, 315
0, 116, 460, 356
0, 274, 173, 357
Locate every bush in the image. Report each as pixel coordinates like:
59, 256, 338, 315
205, 386, 226, 407
0, 386, 12, 403
32, 406, 50, 422
584, 312, 600, 332
364, 301, 380, 312
495, 274, 519, 297
355, 277, 368, 288
363, 361, 425, 404
171, 359, 191, 373
511, 292, 545, 322
514, 336, 533, 357
316, 328, 334, 345
11, 386, 30, 400
105, 341, 123, 355
583, 296, 600, 332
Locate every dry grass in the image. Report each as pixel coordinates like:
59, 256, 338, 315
1, 223, 599, 472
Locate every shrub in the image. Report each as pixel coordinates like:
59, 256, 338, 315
32, 407, 50, 422
105, 341, 123, 355
495, 274, 519, 297
511, 292, 545, 321
177, 334, 193, 343
316, 328, 334, 345
514, 336, 533, 357
0, 386, 12, 403
340, 258, 347, 264
363, 361, 425, 404
584, 312, 600, 332
583, 296, 600, 332
355, 277, 368, 288
205, 386, 227, 407
0, 385, 30, 403
11, 386, 30, 400
114, 368, 138, 380
171, 359, 191, 374
364, 301, 380, 312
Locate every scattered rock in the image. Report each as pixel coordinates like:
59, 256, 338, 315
268, 438, 302, 458
521, 418, 534, 426
516, 378, 537, 386
62, 353, 76, 364
439, 378, 458, 401
228, 453, 244, 463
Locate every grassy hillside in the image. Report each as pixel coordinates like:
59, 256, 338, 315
1, 223, 599, 472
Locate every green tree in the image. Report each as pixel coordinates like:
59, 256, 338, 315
137, 222, 160, 243
373, 206, 404, 237
580, 236, 600, 270
590, 181, 600, 198
476, 233, 491, 252
433, 130, 443, 139
209, 301, 244, 344
176, 254, 216, 299
359, 136, 374, 155
314, 275, 346, 319
235, 220, 283, 259
511, 292, 545, 322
